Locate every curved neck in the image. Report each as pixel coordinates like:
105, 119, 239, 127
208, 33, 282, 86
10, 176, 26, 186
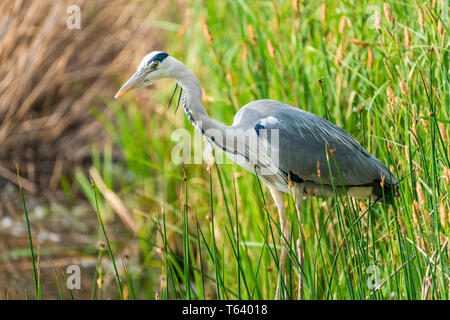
169, 58, 226, 135
168, 59, 260, 170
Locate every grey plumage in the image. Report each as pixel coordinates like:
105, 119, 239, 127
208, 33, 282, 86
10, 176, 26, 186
115, 51, 399, 200
115, 51, 400, 299
229, 99, 398, 202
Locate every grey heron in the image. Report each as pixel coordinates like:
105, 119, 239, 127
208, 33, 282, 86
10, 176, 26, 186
115, 51, 399, 299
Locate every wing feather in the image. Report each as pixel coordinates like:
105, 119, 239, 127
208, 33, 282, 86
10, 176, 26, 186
233, 99, 398, 187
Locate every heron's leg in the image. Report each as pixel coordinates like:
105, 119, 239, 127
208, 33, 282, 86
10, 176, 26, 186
293, 183, 305, 300
268, 187, 288, 300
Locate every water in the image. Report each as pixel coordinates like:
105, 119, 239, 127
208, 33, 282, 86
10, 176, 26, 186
0, 182, 140, 299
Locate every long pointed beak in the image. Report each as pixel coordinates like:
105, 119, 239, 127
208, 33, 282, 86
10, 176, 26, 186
114, 71, 146, 99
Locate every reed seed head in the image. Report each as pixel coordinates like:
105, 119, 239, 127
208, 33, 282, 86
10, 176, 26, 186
404, 26, 411, 48
350, 39, 368, 47
438, 20, 445, 36
247, 25, 257, 45
418, 9, 424, 30
387, 86, 395, 105
226, 70, 233, 86
321, 3, 327, 28
368, 47, 374, 68
292, 0, 299, 13
267, 38, 275, 58
383, 2, 393, 23
339, 15, 347, 34
201, 17, 213, 43
375, 9, 381, 30
334, 42, 344, 65
400, 80, 410, 96
241, 42, 248, 60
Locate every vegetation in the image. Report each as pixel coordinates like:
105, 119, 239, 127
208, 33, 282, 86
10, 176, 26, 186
16, 0, 450, 300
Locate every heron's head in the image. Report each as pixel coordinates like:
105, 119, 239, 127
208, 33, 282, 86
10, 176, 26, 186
115, 51, 173, 98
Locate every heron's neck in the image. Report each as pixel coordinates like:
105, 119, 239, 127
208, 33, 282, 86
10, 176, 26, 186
171, 61, 226, 135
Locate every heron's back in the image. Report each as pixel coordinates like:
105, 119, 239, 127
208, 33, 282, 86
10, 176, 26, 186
231, 99, 399, 201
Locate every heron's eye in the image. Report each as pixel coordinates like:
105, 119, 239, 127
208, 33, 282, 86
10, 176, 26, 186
145, 61, 159, 72
151, 62, 159, 69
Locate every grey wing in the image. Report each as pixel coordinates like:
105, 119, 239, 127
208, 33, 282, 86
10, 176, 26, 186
233, 99, 398, 187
